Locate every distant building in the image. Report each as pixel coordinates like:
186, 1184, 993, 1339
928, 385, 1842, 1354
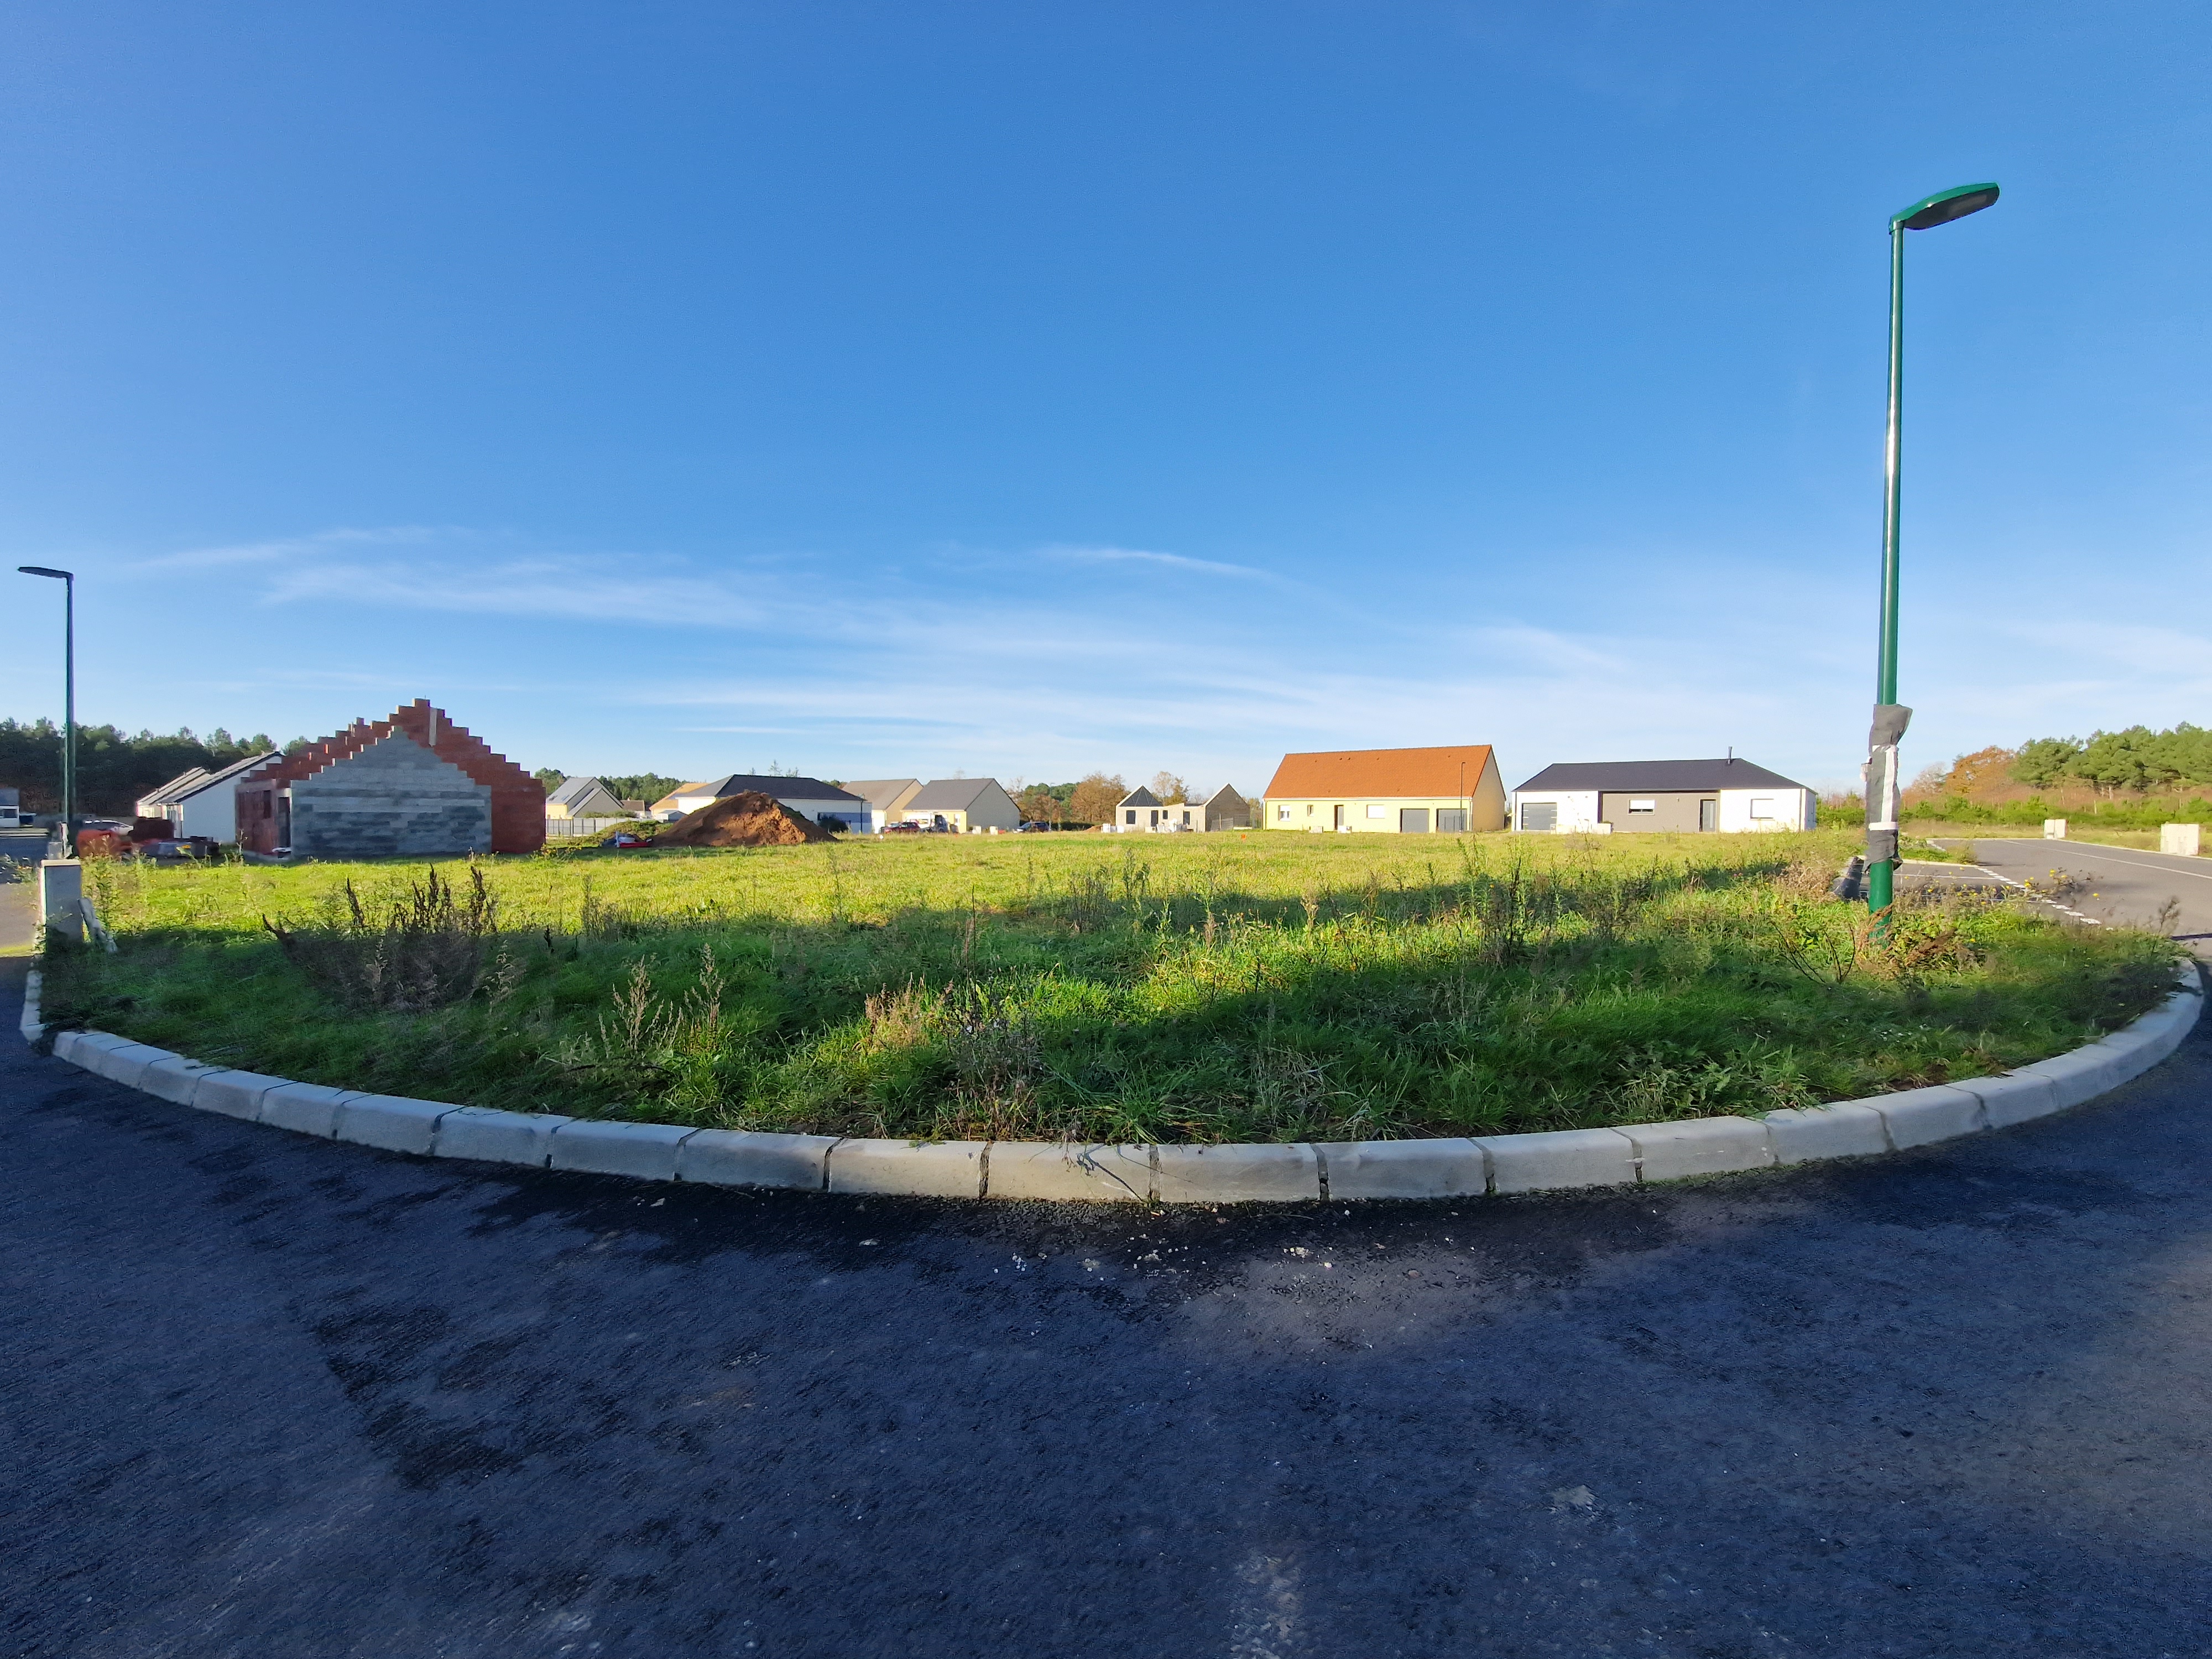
842, 779, 925, 829
1261, 745, 1506, 833
901, 778, 1021, 834
1510, 758, 1815, 834
651, 774, 870, 832
1199, 786, 1253, 830
1108, 785, 1251, 832
545, 776, 628, 820
136, 750, 276, 841
233, 700, 545, 857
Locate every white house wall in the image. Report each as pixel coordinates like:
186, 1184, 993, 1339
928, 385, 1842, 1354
1510, 791, 1602, 832
1716, 789, 1815, 833
774, 794, 867, 830
172, 786, 249, 842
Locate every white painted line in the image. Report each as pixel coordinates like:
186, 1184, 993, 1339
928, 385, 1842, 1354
1976, 841, 2212, 885
1955, 863, 2104, 927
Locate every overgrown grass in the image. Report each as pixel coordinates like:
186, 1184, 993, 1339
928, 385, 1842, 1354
36, 830, 2188, 1143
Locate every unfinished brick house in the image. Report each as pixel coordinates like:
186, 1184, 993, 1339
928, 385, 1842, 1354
233, 700, 545, 857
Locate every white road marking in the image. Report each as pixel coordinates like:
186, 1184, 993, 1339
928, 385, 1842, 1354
1974, 841, 2212, 885
1923, 855, 2105, 926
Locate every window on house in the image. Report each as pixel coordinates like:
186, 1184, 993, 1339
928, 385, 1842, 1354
1750, 798, 1776, 820
1277, 805, 1291, 821
1125, 809, 1136, 824
1629, 799, 1656, 813
1436, 808, 1468, 833
1365, 804, 1387, 819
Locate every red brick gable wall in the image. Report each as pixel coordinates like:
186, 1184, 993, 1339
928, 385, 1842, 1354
233, 700, 545, 855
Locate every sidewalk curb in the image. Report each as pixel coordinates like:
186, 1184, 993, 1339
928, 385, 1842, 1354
17, 964, 2201, 1203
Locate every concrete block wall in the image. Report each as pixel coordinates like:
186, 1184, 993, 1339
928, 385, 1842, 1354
234, 700, 546, 855
288, 732, 493, 857
385, 699, 546, 854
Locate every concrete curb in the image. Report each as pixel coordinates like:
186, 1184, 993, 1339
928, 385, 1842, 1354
19, 964, 2201, 1204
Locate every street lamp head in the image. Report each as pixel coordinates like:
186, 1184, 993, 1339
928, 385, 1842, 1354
17, 565, 72, 580
1892, 182, 1999, 231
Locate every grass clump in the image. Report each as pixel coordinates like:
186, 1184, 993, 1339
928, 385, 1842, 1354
37, 831, 2189, 1144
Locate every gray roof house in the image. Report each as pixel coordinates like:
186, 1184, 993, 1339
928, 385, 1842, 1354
137, 751, 279, 841
901, 778, 1021, 833
842, 779, 924, 816
545, 776, 628, 819
1510, 758, 1816, 834
1110, 784, 1251, 832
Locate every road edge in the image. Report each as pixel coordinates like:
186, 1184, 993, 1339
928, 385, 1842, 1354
17, 963, 2202, 1204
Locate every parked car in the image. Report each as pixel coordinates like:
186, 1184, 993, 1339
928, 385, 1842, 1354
1014, 821, 1055, 833
603, 830, 654, 849
881, 821, 925, 835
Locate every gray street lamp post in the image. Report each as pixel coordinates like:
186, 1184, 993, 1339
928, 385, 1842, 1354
1864, 182, 1999, 922
17, 565, 77, 856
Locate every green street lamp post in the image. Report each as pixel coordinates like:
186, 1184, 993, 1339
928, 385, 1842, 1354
1865, 182, 1999, 920
17, 565, 77, 857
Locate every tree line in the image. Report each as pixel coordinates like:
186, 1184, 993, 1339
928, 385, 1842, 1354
1933, 723, 2212, 800
0, 718, 295, 815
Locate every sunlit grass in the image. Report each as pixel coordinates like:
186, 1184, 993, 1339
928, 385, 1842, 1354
40, 828, 2185, 1143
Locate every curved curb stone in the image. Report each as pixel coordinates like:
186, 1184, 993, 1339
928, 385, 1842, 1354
15, 964, 2202, 1204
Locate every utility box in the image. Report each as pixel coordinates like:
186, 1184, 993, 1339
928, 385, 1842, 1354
2042, 818, 2068, 840
38, 859, 84, 945
2161, 822, 2203, 857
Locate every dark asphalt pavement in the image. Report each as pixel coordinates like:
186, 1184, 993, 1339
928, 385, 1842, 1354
7, 954, 2212, 1659
1959, 839, 2212, 940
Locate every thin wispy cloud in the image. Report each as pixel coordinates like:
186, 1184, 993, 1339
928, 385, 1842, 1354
264, 557, 777, 630
1040, 544, 1277, 581
99, 519, 2194, 791
137, 525, 453, 570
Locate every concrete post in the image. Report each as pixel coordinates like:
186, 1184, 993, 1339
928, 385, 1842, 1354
2043, 818, 2068, 840
2162, 823, 2203, 857
39, 859, 84, 945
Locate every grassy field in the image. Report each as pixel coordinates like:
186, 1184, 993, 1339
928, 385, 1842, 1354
36, 828, 2186, 1144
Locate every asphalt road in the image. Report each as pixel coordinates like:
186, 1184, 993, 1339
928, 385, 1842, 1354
7, 956, 2212, 1659
1959, 839, 2212, 940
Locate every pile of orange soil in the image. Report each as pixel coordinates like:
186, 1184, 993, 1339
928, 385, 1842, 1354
655, 791, 833, 847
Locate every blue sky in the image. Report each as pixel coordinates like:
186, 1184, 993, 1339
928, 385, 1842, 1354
1, 2, 2206, 796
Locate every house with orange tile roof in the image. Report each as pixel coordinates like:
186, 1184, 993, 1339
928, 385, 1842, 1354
1259, 744, 1505, 834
